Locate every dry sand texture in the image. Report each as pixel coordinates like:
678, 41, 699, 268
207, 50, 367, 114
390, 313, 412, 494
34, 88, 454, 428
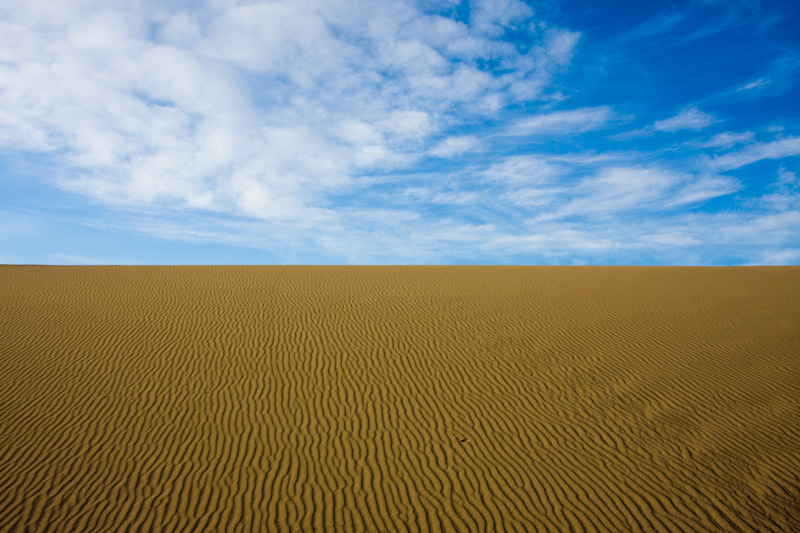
1, 266, 799, 532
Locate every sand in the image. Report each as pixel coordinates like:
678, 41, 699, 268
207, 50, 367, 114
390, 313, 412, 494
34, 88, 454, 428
0, 265, 799, 532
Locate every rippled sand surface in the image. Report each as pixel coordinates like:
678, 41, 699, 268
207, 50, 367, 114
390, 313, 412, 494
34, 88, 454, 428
1, 266, 799, 532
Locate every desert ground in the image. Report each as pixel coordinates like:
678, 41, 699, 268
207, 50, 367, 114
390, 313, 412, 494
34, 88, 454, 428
0, 265, 798, 532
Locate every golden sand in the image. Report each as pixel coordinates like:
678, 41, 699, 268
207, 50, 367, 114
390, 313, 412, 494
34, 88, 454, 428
1, 266, 799, 531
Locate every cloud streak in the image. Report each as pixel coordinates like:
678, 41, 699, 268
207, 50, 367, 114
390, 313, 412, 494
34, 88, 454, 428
712, 136, 800, 170
614, 106, 715, 139
501, 107, 614, 136
652, 106, 715, 132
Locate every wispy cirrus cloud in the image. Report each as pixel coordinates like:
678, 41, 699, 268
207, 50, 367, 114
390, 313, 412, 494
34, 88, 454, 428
711, 136, 800, 170
728, 53, 800, 98
428, 135, 481, 158
500, 106, 614, 136
699, 131, 755, 149
652, 106, 715, 132
543, 166, 739, 220
615, 106, 715, 139
737, 78, 772, 92
482, 155, 563, 184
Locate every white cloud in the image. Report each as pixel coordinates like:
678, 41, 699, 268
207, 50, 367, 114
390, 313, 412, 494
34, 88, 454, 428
542, 28, 581, 65
478, 152, 740, 223
736, 78, 771, 92
702, 210, 800, 245
712, 136, 800, 170
0, 0, 578, 226
80, 162, 797, 265
480, 203, 800, 264
751, 249, 800, 265
613, 105, 714, 140
503, 106, 613, 136
665, 175, 741, 206
728, 54, 800, 99
483, 155, 562, 183
561, 167, 680, 216
554, 166, 737, 218
400, 187, 480, 205
469, 0, 534, 37
699, 131, 755, 149
429, 135, 480, 158
759, 167, 800, 211
776, 167, 798, 187
641, 232, 702, 247
489, 228, 621, 256
500, 187, 561, 207
653, 106, 715, 132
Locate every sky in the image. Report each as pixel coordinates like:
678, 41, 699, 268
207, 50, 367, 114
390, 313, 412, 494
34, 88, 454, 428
1, 0, 799, 265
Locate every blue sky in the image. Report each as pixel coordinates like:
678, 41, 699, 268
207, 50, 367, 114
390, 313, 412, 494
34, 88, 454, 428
1, 0, 799, 265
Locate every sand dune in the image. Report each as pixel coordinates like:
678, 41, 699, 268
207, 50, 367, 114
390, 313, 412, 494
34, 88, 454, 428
1, 266, 799, 532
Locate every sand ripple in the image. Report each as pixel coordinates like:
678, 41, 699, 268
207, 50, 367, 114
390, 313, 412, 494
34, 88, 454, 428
1, 266, 799, 531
